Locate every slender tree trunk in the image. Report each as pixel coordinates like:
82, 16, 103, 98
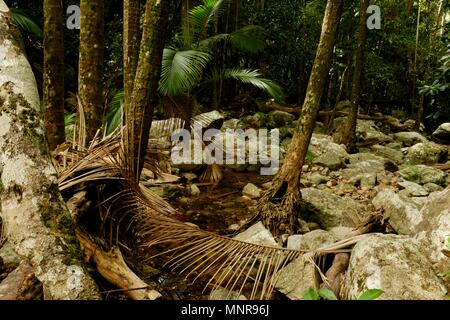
43, 0, 65, 150
125, 0, 171, 180
257, 0, 344, 236
0, 2, 100, 299
123, 0, 141, 108
340, 0, 369, 151
326, 64, 349, 133
78, 0, 104, 143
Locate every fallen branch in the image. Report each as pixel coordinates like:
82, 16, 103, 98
75, 229, 161, 300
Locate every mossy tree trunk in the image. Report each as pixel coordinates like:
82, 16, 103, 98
124, 0, 170, 180
43, 0, 65, 150
79, 0, 104, 143
0, 2, 100, 299
123, 0, 141, 108
339, 0, 369, 151
257, 0, 344, 236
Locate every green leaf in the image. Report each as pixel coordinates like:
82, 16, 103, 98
104, 90, 124, 135
357, 289, 384, 300
318, 288, 338, 300
10, 8, 43, 39
160, 48, 211, 96
303, 288, 320, 300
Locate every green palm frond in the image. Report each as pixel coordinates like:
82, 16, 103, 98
10, 8, 43, 39
64, 113, 76, 127
188, 0, 231, 44
208, 69, 284, 101
199, 25, 267, 54
104, 90, 124, 136
160, 48, 211, 96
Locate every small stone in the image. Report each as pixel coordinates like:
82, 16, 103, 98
182, 172, 197, 182
189, 184, 201, 196
242, 183, 261, 199
228, 224, 240, 232
233, 222, 279, 247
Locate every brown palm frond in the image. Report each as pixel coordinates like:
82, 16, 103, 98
431, 163, 450, 172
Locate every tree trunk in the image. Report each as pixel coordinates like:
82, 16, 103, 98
0, 2, 100, 299
257, 0, 344, 236
339, 0, 369, 151
79, 0, 104, 143
123, 0, 141, 108
43, 0, 65, 150
125, 0, 171, 180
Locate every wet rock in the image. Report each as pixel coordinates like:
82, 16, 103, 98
405, 142, 448, 165
242, 183, 261, 199
275, 256, 317, 300
301, 188, 366, 229
398, 165, 448, 186
372, 188, 422, 235
233, 222, 279, 247
344, 234, 447, 300
432, 123, 450, 144
287, 230, 336, 251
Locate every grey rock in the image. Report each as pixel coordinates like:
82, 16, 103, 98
287, 230, 336, 251
405, 142, 448, 165
397, 180, 429, 197
209, 288, 247, 300
266, 111, 295, 128
432, 123, 450, 144
233, 222, 279, 247
398, 165, 448, 186
307, 173, 329, 186
372, 188, 422, 235
370, 144, 404, 164
423, 183, 444, 193
344, 234, 447, 300
301, 188, 367, 229
0, 242, 21, 272
221, 118, 240, 131
393, 132, 428, 147
275, 256, 317, 300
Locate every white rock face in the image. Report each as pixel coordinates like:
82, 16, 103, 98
232, 222, 279, 247
344, 234, 447, 300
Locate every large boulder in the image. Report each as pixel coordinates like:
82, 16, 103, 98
309, 135, 349, 171
233, 222, 279, 247
300, 188, 367, 229
432, 123, 450, 144
372, 188, 422, 235
405, 142, 448, 165
237, 112, 266, 129
393, 132, 428, 147
397, 165, 448, 186
287, 230, 337, 251
343, 234, 447, 300
414, 188, 450, 289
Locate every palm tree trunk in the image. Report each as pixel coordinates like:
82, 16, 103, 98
340, 0, 369, 151
43, 0, 65, 150
257, 0, 344, 236
79, 0, 105, 143
124, 0, 141, 108
125, 0, 171, 180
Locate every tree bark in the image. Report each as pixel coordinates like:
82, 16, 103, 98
43, 0, 65, 150
79, 0, 105, 143
340, 0, 369, 151
125, 0, 170, 180
123, 0, 141, 108
0, 2, 100, 299
257, 0, 344, 235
